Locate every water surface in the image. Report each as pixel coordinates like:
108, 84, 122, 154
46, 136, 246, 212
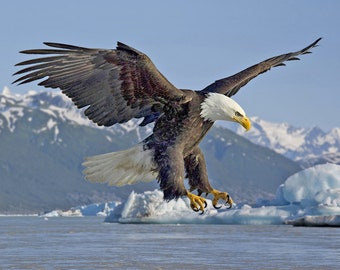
1, 216, 339, 269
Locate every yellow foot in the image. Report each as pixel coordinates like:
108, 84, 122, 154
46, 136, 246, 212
211, 189, 233, 209
186, 191, 207, 214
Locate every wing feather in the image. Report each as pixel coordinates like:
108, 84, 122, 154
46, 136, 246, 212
201, 38, 321, 97
13, 42, 188, 126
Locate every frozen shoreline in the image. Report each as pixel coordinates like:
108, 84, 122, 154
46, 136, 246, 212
38, 164, 340, 227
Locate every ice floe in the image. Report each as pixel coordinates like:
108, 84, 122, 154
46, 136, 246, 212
105, 164, 340, 226
43, 164, 340, 226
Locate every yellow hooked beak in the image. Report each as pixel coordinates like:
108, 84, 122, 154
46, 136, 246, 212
233, 115, 251, 131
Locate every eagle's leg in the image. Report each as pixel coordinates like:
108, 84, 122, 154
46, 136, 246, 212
210, 189, 233, 209
186, 191, 207, 214
184, 147, 212, 213
154, 144, 194, 211
185, 146, 234, 211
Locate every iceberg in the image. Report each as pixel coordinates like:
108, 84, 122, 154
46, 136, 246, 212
43, 201, 118, 217
286, 215, 340, 227
43, 209, 83, 217
281, 163, 340, 207
105, 164, 340, 226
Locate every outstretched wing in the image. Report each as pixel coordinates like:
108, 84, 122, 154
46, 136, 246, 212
201, 38, 321, 97
13, 42, 188, 126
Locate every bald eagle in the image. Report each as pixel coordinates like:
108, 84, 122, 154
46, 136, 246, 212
13, 38, 321, 213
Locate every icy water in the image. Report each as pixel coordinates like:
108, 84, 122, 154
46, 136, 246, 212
1, 217, 339, 270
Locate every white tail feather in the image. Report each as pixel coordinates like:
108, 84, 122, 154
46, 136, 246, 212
83, 144, 157, 186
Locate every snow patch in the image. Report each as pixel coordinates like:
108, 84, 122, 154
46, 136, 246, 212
106, 190, 290, 225
1, 107, 24, 132
33, 118, 57, 133
2, 86, 12, 96
33, 118, 61, 143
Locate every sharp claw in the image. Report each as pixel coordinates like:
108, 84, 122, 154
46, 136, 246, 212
190, 204, 202, 213
203, 201, 207, 208
225, 194, 233, 209
213, 204, 222, 210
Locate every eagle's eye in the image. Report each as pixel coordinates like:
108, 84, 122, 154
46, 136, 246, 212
235, 111, 243, 117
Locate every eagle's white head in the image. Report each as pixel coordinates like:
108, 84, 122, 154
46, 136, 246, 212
200, 93, 251, 131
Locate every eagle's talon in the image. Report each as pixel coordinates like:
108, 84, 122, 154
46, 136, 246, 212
211, 189, 233, 210
187, 191, 207, 214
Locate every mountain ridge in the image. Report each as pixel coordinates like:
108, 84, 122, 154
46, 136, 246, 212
219, 116, 340, 167
4, 86, 339, 167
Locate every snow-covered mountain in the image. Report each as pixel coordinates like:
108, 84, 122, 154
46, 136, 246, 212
0, 86, 152, 139
220, 116, 340, 167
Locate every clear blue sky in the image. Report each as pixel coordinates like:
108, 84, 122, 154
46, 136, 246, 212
2, 0, 339, 131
